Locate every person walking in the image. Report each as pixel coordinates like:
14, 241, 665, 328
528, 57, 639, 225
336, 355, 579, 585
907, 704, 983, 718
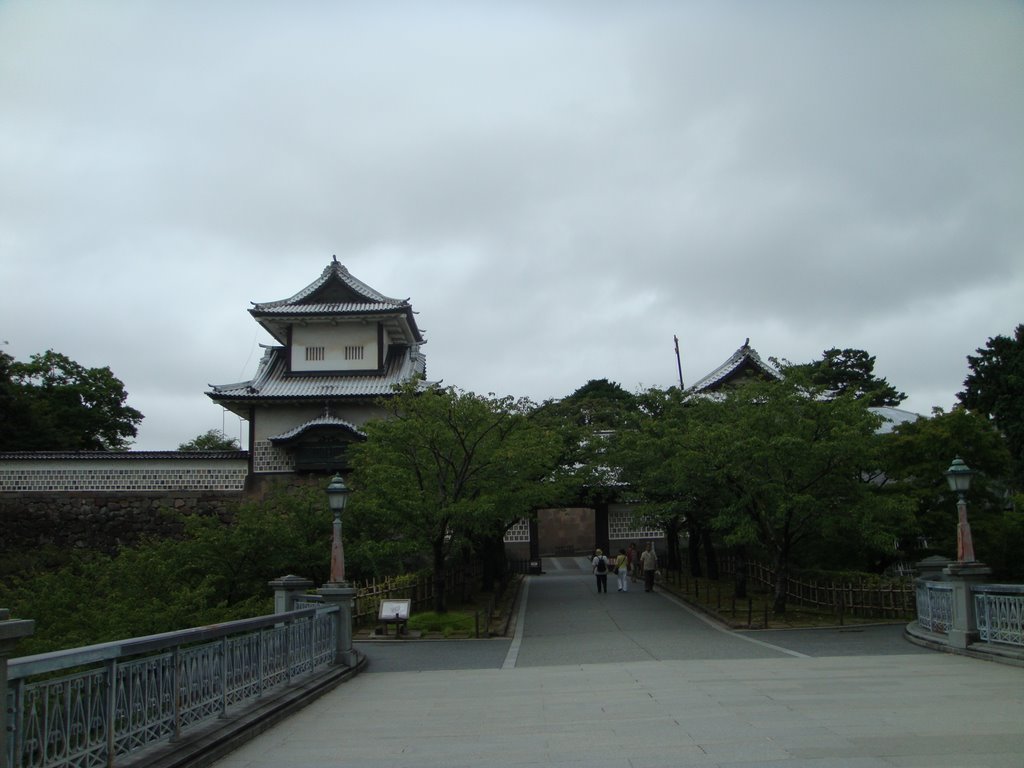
626, 542, 637, 583
615, 548, 629, 592
640, 542, 658, 592
592, 549, 609, 593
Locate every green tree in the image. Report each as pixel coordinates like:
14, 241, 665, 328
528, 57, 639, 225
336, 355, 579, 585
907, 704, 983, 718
349, 383, 562, 612
957, 324, 1024, 485
614, 387, 720, 578
783, 348, 906, 407
696, 380, 893, 612
179, 429, 241, 451
0, 486, 333, 654
879, 407, 1020, 577
0, 350, 143, 450
531, 379, 643, 508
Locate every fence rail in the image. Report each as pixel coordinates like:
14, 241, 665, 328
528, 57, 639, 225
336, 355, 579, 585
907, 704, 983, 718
294, 566, 486, 627
6, 607, 338, 768
709, 556, 916, 619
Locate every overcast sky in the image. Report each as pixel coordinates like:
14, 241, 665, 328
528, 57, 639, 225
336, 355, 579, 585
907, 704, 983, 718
1, 1, 1021, 451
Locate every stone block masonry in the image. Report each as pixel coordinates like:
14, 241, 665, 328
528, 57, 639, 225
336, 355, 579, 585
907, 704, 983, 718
0, 452, 249, 555
0, 491, 242, 554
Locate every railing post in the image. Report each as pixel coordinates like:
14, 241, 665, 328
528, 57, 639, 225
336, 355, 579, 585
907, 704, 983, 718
0, 610, 35, 768
942, 561, 992, 649
269, 575, 314, 614
317, 585, 357, 667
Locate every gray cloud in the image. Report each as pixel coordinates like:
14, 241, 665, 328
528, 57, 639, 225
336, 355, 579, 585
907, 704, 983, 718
1, 1, 1021, 449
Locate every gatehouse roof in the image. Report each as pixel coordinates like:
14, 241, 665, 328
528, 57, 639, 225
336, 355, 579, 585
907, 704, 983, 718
268, 415, 366, 444
207, 344, 428, 415
248, 257, 425, 346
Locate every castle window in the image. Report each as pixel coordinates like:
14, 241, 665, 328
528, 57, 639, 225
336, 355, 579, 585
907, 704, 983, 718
344, 345, 365, 361
305, 346, 325, 362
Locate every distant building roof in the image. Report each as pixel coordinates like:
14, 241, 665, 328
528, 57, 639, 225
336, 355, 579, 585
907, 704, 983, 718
869, 406, 923, 434
687, 340, 782, 393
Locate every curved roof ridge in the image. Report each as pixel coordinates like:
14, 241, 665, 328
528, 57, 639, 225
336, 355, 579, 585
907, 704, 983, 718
252, 258, 406, 310
268, 414, 367, 443
688, 340, 781, 393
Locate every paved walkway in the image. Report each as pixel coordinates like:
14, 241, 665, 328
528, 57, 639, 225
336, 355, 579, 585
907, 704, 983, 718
212, 559, 1024, 767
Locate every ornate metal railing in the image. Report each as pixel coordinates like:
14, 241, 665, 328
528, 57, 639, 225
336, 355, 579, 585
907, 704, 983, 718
6, 606, 338, 768
915, 581, 953, 634
973, 584, 1024, 648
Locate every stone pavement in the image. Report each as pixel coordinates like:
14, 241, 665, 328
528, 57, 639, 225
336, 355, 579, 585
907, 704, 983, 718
211, 559, 1024, 768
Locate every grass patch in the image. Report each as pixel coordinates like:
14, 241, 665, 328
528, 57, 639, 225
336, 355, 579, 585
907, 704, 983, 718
407, 610, 478, 638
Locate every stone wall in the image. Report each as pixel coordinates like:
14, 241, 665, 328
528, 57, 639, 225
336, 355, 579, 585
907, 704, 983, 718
0, 452, 251, 555
0, 491, 243, 554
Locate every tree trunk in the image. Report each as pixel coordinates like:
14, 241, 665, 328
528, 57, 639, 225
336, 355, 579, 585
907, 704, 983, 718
687, 519, 703, 577
665, 516, 682, 571
701, 527, 719, 580
477, 533, 506, 593
432, 541, 447, 614
733, 545, 748, 599
772, 555, 789, 614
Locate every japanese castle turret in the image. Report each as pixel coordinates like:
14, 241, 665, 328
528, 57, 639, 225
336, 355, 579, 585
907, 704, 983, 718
207, 257, 429, 476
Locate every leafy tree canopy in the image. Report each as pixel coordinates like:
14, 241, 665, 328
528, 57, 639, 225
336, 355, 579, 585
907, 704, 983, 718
179, 429, 240, 451
880, 407, 1021, 577
957, 323, 1024, 484
619, 380, 905, 611
0, 350, 143, 450
782, 347, 906, 407
350, 382, 563, 611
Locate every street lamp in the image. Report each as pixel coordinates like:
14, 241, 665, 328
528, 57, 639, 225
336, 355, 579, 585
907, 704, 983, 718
944, 456, 977, 563
326, 473, 349, 585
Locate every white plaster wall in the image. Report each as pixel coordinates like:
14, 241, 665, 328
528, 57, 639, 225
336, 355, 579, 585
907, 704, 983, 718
291, 323, 379, 372
0, 457, 249, 492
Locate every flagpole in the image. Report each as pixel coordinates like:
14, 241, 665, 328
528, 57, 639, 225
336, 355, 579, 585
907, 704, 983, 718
674, 335, 684, 389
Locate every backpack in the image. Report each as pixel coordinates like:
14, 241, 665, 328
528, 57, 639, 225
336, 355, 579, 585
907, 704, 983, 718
596, 556, 607, 574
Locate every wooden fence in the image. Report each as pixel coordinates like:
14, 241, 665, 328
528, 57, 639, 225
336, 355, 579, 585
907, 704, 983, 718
671, 555, 915, 620
349, 565, 480, 625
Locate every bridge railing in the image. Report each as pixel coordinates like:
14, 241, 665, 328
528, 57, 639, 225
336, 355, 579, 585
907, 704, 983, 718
915, 581, 953, 634
973, 583, 1024, 647
5, 606, 338, 768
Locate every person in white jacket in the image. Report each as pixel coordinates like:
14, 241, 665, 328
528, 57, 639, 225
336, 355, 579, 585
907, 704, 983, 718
640, 542, 658, 592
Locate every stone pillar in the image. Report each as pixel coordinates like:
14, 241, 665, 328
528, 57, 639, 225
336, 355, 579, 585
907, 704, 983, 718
942, 561, 992, 649
317, 584, 357, 667
1, 609, 35, 768
915, 555, 953, 582
268, 575, 315, 614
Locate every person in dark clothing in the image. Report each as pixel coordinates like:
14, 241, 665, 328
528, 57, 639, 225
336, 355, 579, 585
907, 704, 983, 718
591, 548, 609, 593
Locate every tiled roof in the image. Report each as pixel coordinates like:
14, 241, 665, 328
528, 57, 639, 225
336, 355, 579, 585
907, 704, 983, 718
869, 406, 922, 434
269, 415, 367, 444
687, 341, 781, 393
251, 302, 407, 316
248, 258, 424, 345
0, 451, 248, 460
253, 258, 404, 309
207, 344, 429, 403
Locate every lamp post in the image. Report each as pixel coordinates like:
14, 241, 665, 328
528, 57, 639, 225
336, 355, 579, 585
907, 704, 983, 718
939, 456, 990, 649
319, 473, 357, 666
944, 456, 976, 564
326, 473, 349, 585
